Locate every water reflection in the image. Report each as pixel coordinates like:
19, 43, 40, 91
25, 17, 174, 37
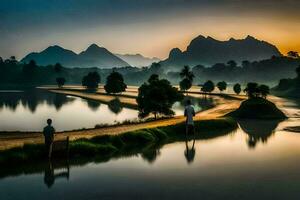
238, 120, 282, 149
44, 160, 70, 188
107, 98, 123, 114
0, 90, 139, 131
184, 135, 196, 164
141, 147, 161, 164
86, 100, 101, 111
0, 90, 75, 113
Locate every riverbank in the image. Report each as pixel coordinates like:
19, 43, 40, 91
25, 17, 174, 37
0, 88, 244, 150
0, 117, 238, 166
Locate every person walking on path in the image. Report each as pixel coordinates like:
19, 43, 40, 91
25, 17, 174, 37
184, 99, 195, 135
43, 119, 55, 158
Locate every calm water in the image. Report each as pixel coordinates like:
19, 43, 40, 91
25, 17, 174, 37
0, 90, 209, 132
1, 96, 300, 199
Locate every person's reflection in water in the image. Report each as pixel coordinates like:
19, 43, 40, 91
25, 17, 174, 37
184, 134, 196, 164
238, 119, 282, 149
44, 160, 70, 188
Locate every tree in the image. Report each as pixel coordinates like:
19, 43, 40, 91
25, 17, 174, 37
258, 84, 270, 99
104, 71, 127, 94
287, 51, 299, 58
227, 60, 237, 68
242, 60, 251, 68
82, 72, 100, 89
296, 65, 300, 78
201, 80, 215, 94
217, 81, 227, 93
56, 77, 66, 88
54, 63, 63, 73
0, 57, 3, 64
179, 66, 194, 92
22, 60, 37, 76
244, 82, 258, 98
137, 74, 183, 119
233, 83, 241, 95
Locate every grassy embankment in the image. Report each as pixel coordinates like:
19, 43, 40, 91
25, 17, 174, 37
227, 97, 287, 119
0, 118, 237, 166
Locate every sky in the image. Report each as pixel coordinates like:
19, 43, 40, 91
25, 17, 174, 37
1, 0, 300, 60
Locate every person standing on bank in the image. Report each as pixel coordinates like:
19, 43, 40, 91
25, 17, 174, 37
43, 119, 55, 158
184, 99, 196, 135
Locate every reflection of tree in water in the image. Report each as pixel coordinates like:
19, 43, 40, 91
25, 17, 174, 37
238, 119, 282, 149
0, 93, 20, 111
184, 135, 196, 164
141, 148, 161, 164
44, 160, 70, 188
178, 97, 215, 111
86, 100, 101, 111
197, 97, 215, 110
0, 90, 75, 113
108, 98, 123, 114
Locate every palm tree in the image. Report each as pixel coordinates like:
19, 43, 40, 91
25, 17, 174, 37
179, 66, 194, 93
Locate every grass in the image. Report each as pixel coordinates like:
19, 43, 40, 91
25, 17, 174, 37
0, 117, 238, 167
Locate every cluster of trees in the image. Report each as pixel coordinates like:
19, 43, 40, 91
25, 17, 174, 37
244, 83, 270, 99
137, 74, 183, 119
79, 70, 127, 94
275, 65, 300, 97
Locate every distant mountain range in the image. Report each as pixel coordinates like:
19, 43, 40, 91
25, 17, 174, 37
161, 35, 282, 69
21, 35, 282, 69
115, 54, 160, 67
21, 44, 130, 68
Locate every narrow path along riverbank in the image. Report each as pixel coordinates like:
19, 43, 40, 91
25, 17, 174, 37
0, 87, 247, 150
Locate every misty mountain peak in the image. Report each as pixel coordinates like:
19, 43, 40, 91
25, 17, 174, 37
245, 35, 256, 41
169, 48, 182, 59
86, 43, 104, 51
45, 45, 66, 52
162, 35, 282, 67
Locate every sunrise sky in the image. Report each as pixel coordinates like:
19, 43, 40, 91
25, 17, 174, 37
1, 0, 300, 59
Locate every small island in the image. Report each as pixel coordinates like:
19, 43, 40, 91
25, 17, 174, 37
228, 83, 287, 119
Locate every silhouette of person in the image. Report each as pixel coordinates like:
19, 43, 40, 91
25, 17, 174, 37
44, 160, 70, 188
43, 119, 55, 158
184, 99, 195, 135
44, 161, 55, 188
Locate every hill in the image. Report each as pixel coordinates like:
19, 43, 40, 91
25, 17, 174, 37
21, 44, 130, 68
115, 54, 160, 67
161, 35, 282, 69
227, 97, 287, 119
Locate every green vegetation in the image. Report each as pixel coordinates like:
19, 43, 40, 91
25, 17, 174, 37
107, 98, 123, 114
179, 66, 194, 92
217, 81, 227, 93
137, 74, 184, 119
244, 82, 270, 99
104, 71, 127, 94
201, 80, 215, 94
56, 77, 66, 88
1, 55, 300, 88
228, 97, 287, 119
0, 118, 238, 166
233, 83, 241, 95
82, 71, 101, 89
274, 65, 300, 98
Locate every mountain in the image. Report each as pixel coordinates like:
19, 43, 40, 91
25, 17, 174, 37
21, 44, 130, 68
161, 35, 282, 69
115, 53, 160, 67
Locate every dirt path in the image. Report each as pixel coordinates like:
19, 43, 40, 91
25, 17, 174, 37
0, 96, 243, 150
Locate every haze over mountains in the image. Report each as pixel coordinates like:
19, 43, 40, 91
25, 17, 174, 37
21, 35, 282, 69
115, 54, 160, 67
161, 35, 282, 69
